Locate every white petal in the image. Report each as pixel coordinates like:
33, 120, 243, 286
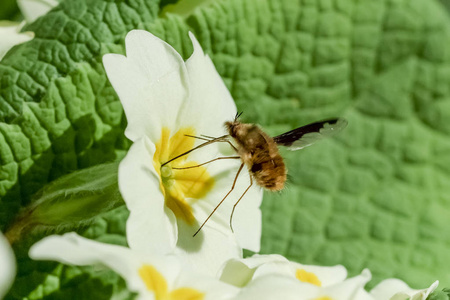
103, 30, 189, 142
17, 0, 58, 23
235, 268, 371, 300
174, 219, 242, 277
319, 269, 372, 299
370, 278, 439, 300
119, 136, 177, 255
370, 279, 410, 300
219, 255, 349, 290
29, 233, 191, 300
176, 266, 239, 300
0, 232, 15, 299
29, 233, 148, 294
230, 172, 263, 252
219, 254, 289, 287
188, 155, 263, 252
177, 32, 237, 137
355, 289, 376, 300
0, 21, 34, 61
289, 262, 348, 286
234, 274, 317, 300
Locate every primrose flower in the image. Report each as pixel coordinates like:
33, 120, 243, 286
29, 233, 239, 300
103, 30, 262, 275
369, 278, 439, 300
221, 255, 371, 300
219, 254, 439, 300
0, 0, 60, 61
17, 0, 59, 23
0, 21, 33, 61
0, 232, 15, 299
219, 254, 355, 289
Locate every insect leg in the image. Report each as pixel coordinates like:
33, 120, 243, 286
193, 163, 245, 237
229, 175, 253, 233
172, 156, 240, 170
225, 140, 238, 152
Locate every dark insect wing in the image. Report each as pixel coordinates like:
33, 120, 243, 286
273, 118, 348, 150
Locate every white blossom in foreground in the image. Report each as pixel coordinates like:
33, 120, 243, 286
0, 232, 15, 299
369, 278, 439, 300
17, 0, 59, 23
29, 233, 239, 300
0, 21, 33, 61
102, 30, 262, 275
0, 0, 60, 61
219, 254, 439, 300
220, 254, 371, 299
219, 254, 348, 287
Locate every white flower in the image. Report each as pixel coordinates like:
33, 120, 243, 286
0, 0, 59, 61
29, 233, 239, 300
17, 0, 59, 23
219, 254, 348, 288
102, 30, 263, 275
0, 232, 15, 299
219, 254, 372, 300
370, 278, 439, 300
0, 21, 33, 61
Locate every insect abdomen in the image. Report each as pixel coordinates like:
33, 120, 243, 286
251, 154, 286, 191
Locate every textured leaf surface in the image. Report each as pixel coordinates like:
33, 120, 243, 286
1, 0, 450, 297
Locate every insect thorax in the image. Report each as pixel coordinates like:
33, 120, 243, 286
226, 121, 287, 191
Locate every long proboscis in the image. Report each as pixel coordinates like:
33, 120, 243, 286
161, 134, 229, 167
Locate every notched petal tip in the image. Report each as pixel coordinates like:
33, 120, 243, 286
102, 53, 128, 74
188, 32, 205, 57
125, 29, 150, 40
123, 29, 152, 52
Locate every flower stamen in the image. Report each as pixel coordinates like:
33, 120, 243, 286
153, 127, 215, 225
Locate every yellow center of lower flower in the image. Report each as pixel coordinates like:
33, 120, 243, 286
313, 297, 333, 300
153, 127, 215, 225
295, 269, 322, 286
139, 264, 204, 300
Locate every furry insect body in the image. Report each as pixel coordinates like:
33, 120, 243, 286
225, 120, 286, 191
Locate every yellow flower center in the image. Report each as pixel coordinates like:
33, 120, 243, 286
153, 127, 215, 225
139, 264, 204, 300
295, 269, 322, 286
313, 297, 333, 300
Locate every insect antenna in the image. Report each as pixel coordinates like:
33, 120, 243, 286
193, 163, 245, 237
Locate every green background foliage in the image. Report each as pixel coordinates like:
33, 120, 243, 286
1, 0, 450, 298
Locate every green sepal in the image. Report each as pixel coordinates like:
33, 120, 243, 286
5, 162, 123, 244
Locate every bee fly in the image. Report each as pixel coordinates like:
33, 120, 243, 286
161, 113, 347, 236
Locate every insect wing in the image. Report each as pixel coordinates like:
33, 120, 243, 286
273, 118, 347, 150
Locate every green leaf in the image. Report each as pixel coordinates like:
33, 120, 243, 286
2, 0, 450, 297
0, 0, 20, 20
429, 289, 450, 300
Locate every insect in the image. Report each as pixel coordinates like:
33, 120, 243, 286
161, 113, 347, 236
